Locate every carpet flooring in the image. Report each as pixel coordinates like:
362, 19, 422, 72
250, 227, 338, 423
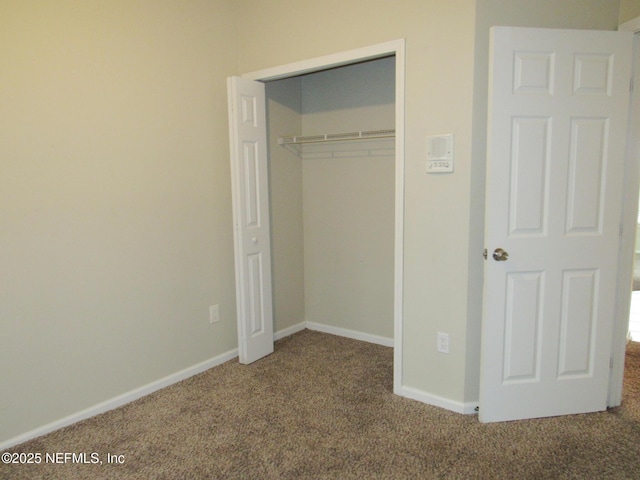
2, 330, 640, 479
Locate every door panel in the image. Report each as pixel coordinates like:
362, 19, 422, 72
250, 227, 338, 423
558, 269, 597, 377
243, 142, 260, 227
503, 271, 543, 383
227, 76, 274, 364
247, 252, 266, 335
566, 118, 608, 233
480, 27, 632, 422
509, 116, 550, 235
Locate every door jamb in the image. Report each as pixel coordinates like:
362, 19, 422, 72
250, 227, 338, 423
240, 39, 406, 395
611, 19, 640, 406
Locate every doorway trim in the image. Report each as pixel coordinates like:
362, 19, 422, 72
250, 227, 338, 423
241, 39, 406, 394
612, 19, 640, 406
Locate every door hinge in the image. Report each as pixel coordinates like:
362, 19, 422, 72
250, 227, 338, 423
483, 248, 488, 260
610, 356, 614, 369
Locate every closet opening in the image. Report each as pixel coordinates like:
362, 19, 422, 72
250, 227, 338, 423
267, 55, 396, 347
233, 39, 405, 394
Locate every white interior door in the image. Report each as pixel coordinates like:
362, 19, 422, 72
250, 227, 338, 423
480, 27, 632, 422
227, 76, 274, 364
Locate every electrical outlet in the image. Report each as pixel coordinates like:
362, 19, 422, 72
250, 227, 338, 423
437, 332, 449, 354
209, 304, 220, 324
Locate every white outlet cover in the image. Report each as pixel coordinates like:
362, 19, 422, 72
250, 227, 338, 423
209, 304, 220, 324
437, 332, 449, 353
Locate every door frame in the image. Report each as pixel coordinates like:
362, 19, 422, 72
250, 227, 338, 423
239, 39, 406, 394
611, 18, 640, 406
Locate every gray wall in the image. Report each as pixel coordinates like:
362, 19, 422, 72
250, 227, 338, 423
301, 58, 395, 339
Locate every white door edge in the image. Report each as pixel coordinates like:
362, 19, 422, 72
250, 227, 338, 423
237, 39, 406, 393
609, 26, 640, 407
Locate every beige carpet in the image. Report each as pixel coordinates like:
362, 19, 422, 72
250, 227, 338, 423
3, 330, 640, 479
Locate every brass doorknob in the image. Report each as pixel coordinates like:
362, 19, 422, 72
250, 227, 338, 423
492, 248, 509, 261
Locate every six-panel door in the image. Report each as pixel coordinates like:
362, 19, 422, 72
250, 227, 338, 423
480, 27, 632, 422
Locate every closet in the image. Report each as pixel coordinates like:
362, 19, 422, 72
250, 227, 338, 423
265, 56, 395, 342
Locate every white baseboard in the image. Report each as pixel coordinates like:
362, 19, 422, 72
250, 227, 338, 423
0, 348, 239, 450
396, 385, 478, 415
306, 321, 394, 347
273, 321, 306, 341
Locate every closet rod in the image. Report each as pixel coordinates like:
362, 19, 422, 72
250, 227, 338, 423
278, 128, 395, 146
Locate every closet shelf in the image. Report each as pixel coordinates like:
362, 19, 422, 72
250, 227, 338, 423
278, 129, 395, 158
278, 129, 395, 146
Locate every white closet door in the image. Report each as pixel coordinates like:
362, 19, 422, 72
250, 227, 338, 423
227, 76, 274, 364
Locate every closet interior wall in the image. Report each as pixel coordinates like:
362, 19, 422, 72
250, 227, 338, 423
266, 57, 396, 341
